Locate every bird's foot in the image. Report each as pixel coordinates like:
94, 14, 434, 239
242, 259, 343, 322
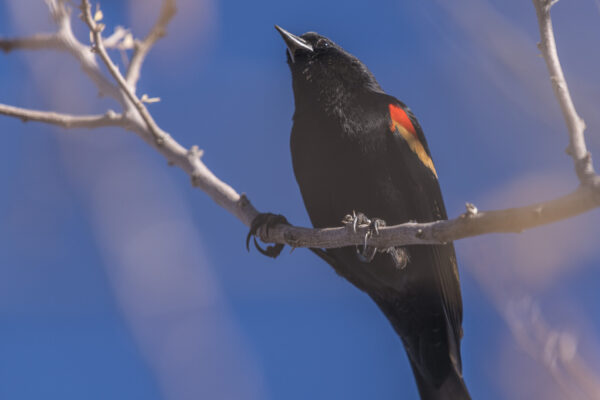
342, 211, 386, 263
342, 211, 371, 233
246, 213, 289, 258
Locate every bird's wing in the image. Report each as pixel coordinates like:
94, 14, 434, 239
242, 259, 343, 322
385, 96, 464, 373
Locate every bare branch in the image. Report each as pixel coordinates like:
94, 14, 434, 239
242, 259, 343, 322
533, 0, 595, 184
0, 34, 63, 52
74, 0, 260, 228
0, 103, 123, 129
0, 2, 122, 102
505, 298, 600, 399
20, 0, 125, 102
125, 0, 176, 89
81, 0, 166, 145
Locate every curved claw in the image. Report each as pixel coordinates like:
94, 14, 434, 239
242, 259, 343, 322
371, 218, 386, 235
356, 229, 377, 262
363, 229, 372, 254
246, 213, 289, 258
354, 216, 386, 264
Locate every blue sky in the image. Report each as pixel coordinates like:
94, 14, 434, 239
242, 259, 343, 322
1, 0, 600, 399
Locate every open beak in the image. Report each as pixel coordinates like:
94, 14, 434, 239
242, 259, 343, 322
274, 25, 313, 63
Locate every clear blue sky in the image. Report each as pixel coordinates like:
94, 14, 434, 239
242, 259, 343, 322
1, 0, 600, 399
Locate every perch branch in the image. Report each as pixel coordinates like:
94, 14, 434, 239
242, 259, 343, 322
254, 186, 600, 248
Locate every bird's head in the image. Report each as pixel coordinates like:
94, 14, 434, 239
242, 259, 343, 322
275, 25, 382, 105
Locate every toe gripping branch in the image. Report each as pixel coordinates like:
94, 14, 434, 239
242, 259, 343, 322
342, 211, 386, 263
246, 213, 290, 258
342, 211, 408, 269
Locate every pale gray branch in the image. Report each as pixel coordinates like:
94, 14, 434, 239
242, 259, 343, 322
125, 0, 176, 90
533, 0, 595, 184
6, 0, 126, 103
78, 0, 258, 228
0, 103, 123, 129
81, 0, 167, 145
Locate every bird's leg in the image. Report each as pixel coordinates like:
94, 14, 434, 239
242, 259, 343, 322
246, 213, 289, 258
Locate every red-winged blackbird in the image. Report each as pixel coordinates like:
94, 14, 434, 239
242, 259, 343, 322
255, 26, 470, 400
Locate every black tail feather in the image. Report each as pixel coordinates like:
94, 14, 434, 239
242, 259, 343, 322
408, 356, 471, 400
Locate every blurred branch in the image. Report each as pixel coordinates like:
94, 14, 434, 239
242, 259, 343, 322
0, 33, 63, 52
103, 26, 133, 50
0, 0, 598, 252
506, 298, 600, 399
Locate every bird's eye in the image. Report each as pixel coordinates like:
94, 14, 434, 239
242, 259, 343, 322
317, 39, 330, 48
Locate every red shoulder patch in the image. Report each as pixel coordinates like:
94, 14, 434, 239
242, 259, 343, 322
388, 103, 437, 177
388, 104, 416, 136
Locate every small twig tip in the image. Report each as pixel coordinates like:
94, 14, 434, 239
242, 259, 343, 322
464, 202, 478, 217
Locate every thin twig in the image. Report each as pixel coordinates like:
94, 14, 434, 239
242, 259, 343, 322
0, 104, 123, 129
103, 26, 133, 50
125, 0, 176, 89
533, 0, 595, 184
47, 0, 123, 102
73, 0, 259, 228
80, 0, 166, 145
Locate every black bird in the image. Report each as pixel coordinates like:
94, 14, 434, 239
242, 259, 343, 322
253, 26, 470, 400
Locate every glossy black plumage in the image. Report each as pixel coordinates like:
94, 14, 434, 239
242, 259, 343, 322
276, 27, 470, 400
